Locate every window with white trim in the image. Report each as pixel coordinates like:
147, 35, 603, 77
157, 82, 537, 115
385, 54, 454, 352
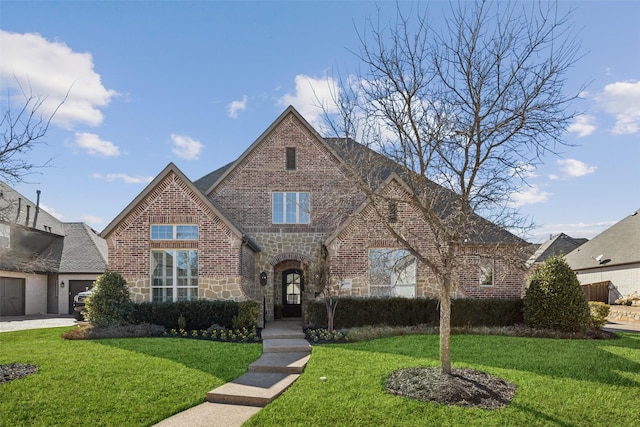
150, 224, 198, 240
479, 257, 494, 286
272, 192, 310, 224
151, 250, 198, 302
369, 249, 416, 297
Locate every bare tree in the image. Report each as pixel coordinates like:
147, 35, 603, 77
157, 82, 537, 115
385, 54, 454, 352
322, 1, 582, 374
306, 243, 347, 333
1, 83, 63, 184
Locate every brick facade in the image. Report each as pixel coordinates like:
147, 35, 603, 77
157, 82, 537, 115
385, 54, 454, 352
103, 106, 526, 322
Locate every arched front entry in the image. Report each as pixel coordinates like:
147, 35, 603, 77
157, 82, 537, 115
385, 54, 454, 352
282, 269, 303, 318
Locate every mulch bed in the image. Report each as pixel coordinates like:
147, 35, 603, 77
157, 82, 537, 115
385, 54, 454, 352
387, 367, 517, 409
1, 363, 38, 384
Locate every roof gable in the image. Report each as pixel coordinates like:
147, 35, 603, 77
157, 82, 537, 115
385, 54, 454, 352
198, 105, 344, 196
565, 209, 640, 270
101, 163, 259, 251
526, 233, 587, 267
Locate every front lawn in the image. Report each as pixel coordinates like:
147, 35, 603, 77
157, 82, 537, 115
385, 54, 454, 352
246, 333, 640, 426
0, 327, 261, 426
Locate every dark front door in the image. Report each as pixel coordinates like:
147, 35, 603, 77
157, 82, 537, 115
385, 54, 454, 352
282, 269, 303, 318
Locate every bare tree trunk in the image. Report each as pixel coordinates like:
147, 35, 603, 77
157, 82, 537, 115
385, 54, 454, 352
439, 283, 452, 374
326, 298, 334, 332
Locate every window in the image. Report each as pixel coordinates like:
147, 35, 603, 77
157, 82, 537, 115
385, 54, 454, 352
150, 224, 198, 240
388, 201, 398, 223
369, 249, 416, 297
286, 147, 296, 170
151, 250, 198, 302
479, 257, 494, 286
272, 192, 310, 224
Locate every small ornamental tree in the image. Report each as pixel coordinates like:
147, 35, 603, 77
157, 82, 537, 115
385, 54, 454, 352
524, 255, 591, 333
85, 270, 133, 328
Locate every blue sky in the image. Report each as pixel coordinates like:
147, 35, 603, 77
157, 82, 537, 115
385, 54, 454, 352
1, 1, 638, 243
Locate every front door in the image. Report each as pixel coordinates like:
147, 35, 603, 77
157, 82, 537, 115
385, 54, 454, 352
282, 269, 303, 317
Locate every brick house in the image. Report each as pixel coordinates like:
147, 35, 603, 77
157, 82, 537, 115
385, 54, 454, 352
102, 106, 526, 322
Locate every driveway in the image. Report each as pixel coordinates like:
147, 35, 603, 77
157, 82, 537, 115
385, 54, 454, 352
0, 315, 78, 333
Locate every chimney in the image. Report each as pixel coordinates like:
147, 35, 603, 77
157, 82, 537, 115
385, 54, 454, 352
33, 190, 41, 228
25, 205, 31, 227
16, 198, 21, 222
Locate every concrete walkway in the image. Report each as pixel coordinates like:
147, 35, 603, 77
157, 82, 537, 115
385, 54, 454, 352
154, 318, 309, 427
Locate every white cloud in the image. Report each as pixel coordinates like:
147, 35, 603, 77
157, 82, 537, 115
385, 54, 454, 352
278, 74, 340, 127
509, 185, 550, 207
92, 173, 153, 184
228, 95, 248, 118
40, 203, 63, 220
80, 214, 104, 225
74, 132, 120, 157
557, 159, 597, 177
0, 31, 118, 129
567, 114, 597, 137
596, 80, 640, 135
170, 134, 203, 160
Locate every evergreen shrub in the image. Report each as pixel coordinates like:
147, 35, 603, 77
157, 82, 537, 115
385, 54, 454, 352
84, 270, 133, 328
523, 255, 591, 333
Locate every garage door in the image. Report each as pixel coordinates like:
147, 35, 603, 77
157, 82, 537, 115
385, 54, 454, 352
0, 277, 25, 316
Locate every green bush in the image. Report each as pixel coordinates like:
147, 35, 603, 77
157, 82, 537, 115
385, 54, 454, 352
523, 255, 591, 333
588, 301, 610, 329
232, 300, 259, 329
305, 297, 522, 329
85, 270, 133, 328
131, 299, 239, 330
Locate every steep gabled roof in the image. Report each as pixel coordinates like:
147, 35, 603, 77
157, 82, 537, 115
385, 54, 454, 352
195, 106, 345, 196
526, 233, 587, 267
565, 209, 640, 271
101, 163, 259, 251
324, 138, 525, 246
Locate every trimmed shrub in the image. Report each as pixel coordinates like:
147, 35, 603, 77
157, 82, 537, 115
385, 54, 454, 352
85, 270, 133, 328
131, 299, 239, 330
305, 297, 522, 329
523, 255, 591, 333
232, 300, 259, 330
589, 301, 610, 329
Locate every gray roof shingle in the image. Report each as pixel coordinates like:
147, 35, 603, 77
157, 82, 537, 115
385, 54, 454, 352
565, 209, 640, 271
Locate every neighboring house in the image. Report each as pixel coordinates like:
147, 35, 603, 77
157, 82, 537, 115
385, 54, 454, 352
0, 182, 107, 316
565, 209, 640, 303
102, 106, 527, 322
526, 233, 588, 268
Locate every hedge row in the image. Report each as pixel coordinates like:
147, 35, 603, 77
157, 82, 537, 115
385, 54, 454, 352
305, 297, 523, 329
131, 300, 239, 330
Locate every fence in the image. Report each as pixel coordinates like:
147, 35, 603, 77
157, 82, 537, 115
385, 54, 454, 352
581, 281, 610, 303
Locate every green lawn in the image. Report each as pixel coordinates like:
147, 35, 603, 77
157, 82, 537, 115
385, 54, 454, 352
0, 327, 262, 427
246, 333, 640, 426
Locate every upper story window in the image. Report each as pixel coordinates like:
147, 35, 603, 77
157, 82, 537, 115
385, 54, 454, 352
272, 192, 310, 224
479, 256, 494, 286
286, 147, 296, 170
150, 224, 199, 240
